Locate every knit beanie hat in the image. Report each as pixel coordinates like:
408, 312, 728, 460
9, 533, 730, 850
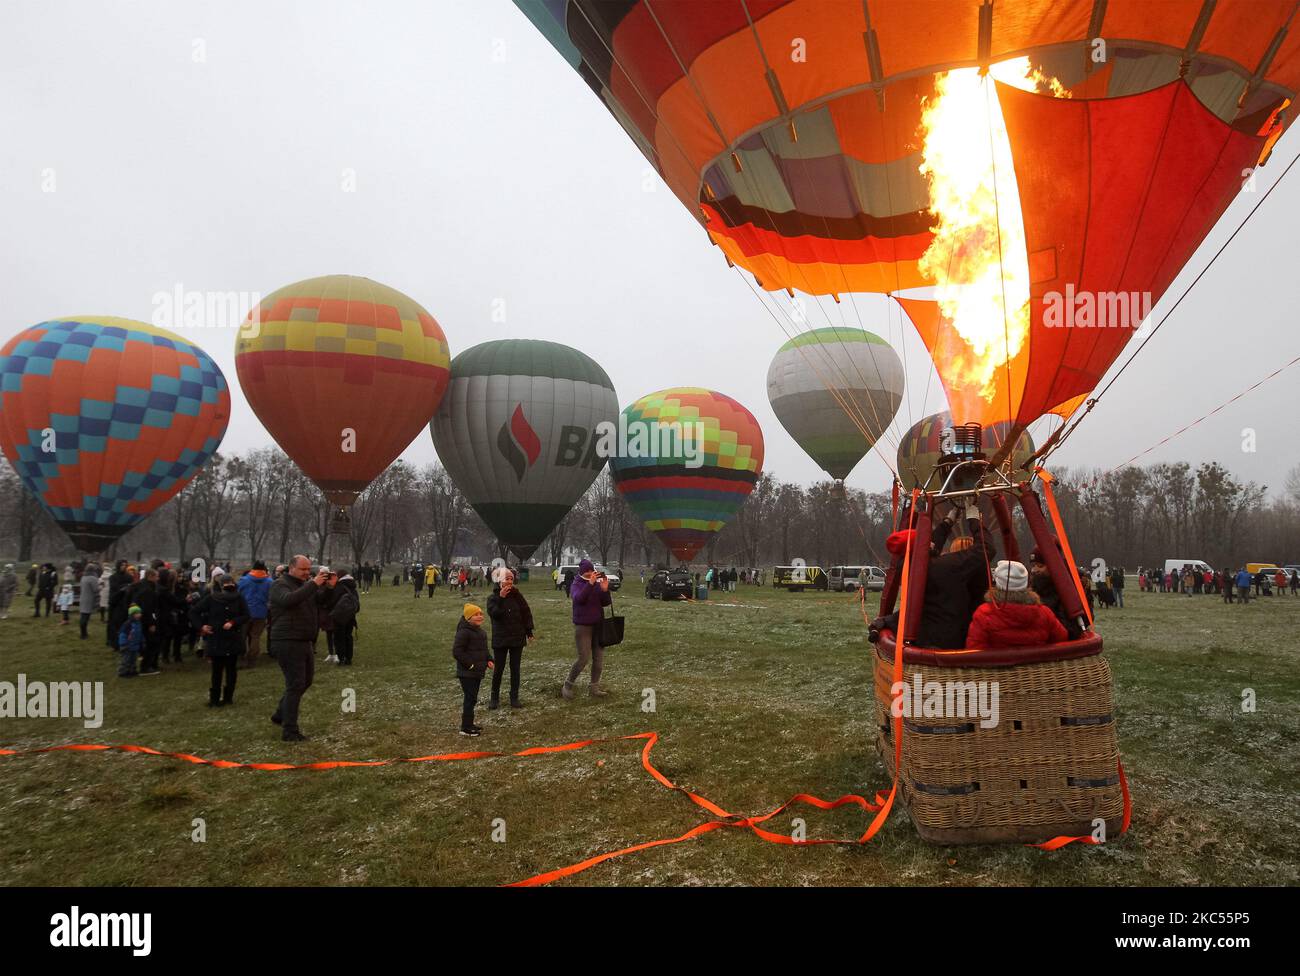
463, 603, 483, 620
128, 604, 142, 616
578, 558, 595, 574
992, 560, 1029, 591
885, 529, 915, 557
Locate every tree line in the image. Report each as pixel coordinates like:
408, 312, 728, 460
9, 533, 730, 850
2, 450, 1296, 572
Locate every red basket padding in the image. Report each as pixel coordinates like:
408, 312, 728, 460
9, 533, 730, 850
877, 630, 1103, 668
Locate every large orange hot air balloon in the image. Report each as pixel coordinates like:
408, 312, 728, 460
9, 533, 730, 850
235, 275, 450, 508
517, 0, 1296, 444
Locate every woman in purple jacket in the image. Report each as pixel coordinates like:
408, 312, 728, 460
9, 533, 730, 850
562, 559, 611, 699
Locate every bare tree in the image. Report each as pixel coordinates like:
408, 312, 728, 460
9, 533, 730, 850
190, 453, 240, 564
274, 453, 309, 564
423, 464, 467, 574
0, 459, 51, 562
230, 447, 279, 562
578, 470, 620, 565
350, 461, 410, 566
545, 513, 572, 566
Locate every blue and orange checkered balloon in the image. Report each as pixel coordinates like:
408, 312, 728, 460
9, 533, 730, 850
0, 317, 231, 552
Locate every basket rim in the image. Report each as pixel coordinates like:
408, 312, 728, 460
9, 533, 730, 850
876, 630, 1104, 668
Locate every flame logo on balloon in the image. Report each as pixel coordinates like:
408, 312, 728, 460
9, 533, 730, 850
497, 404, 542, 483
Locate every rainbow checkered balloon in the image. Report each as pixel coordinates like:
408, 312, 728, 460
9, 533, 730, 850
0, 317, 231, 552
609, 388, 764, 563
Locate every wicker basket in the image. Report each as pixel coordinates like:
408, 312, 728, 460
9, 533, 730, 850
872, 633, 1124, 844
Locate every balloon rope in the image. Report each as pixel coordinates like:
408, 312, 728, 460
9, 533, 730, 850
1078, 353, 1300, 486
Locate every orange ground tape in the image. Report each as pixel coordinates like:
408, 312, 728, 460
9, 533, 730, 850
1, 730, 894, 885
1029, 761, 1132, 850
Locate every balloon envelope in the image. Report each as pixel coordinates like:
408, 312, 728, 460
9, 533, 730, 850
235, 275, 450, 506
896, 412, 1035, 491
430, 339, 619, 560
519, 1, 1294, 433
766, 327, 903, 481
0, 317, 230, 552
609, 388, 764, 563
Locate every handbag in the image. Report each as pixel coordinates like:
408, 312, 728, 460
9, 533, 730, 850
598, 599, 625, 648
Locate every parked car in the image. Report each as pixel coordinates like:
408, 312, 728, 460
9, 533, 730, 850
645, 569, 692, 601
828, 565, 886, 592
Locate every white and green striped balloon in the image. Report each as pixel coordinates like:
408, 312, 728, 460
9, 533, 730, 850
766, 327, 904, 482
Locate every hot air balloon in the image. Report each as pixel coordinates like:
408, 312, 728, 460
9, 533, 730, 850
430, 339, 619, 560
766, 327, 904, 486
0, 317, 231, 552
896, 412, 1035, 492
517, 0, 1296, 447
609, 388, 764, 563
235, 275, 450, 511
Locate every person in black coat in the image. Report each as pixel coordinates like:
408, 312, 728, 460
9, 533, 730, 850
451, 605, 492, 736
1029, 549, 1084, 640
156, 569, 189, 664
870, 501, 995, 650
126, 569, 162, 674
485, 569, 534, 709
105, 561, 133, 647
330, 575, 360, 665
34, 563, 58, 618
191, 576, 251, 706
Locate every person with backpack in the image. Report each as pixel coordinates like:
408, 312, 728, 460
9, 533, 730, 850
330, 574, 360, 665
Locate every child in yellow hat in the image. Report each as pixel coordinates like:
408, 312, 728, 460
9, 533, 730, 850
451, 604, 491, 735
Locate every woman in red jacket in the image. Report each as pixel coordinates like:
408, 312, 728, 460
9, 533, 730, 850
965, 560, 1069, 650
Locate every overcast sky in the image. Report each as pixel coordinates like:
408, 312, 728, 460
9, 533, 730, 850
3, 0, 1297, 496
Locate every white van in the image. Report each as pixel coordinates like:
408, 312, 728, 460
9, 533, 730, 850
1164, 559, 1213, 577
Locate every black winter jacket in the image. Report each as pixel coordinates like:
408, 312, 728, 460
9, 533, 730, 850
126, 580, 159, 629
875, 515, 994, 649
268, 575, 320, 642
191, 589, 251, 658
451, 618, 490, 678
486, 585, 534, 649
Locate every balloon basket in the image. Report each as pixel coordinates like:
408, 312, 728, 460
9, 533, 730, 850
872, 633, 1124, 844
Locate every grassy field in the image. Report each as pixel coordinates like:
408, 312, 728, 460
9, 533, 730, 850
0, 577, 1296, 886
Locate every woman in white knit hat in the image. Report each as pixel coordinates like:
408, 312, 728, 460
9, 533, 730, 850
964, 560, 1070, 650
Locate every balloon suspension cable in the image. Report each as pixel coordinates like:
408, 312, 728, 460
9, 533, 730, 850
1031, 134, 1300, 467
1081, 352, 1300, 487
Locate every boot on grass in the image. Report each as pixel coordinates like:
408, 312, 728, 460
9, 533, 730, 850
561, 681, 574, 700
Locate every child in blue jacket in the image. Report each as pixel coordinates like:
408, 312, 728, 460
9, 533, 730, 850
117, 605, 144, 677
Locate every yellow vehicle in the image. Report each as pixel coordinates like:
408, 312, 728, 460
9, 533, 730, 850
1245, 562, 1279, 576
771, 565, 828, 591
